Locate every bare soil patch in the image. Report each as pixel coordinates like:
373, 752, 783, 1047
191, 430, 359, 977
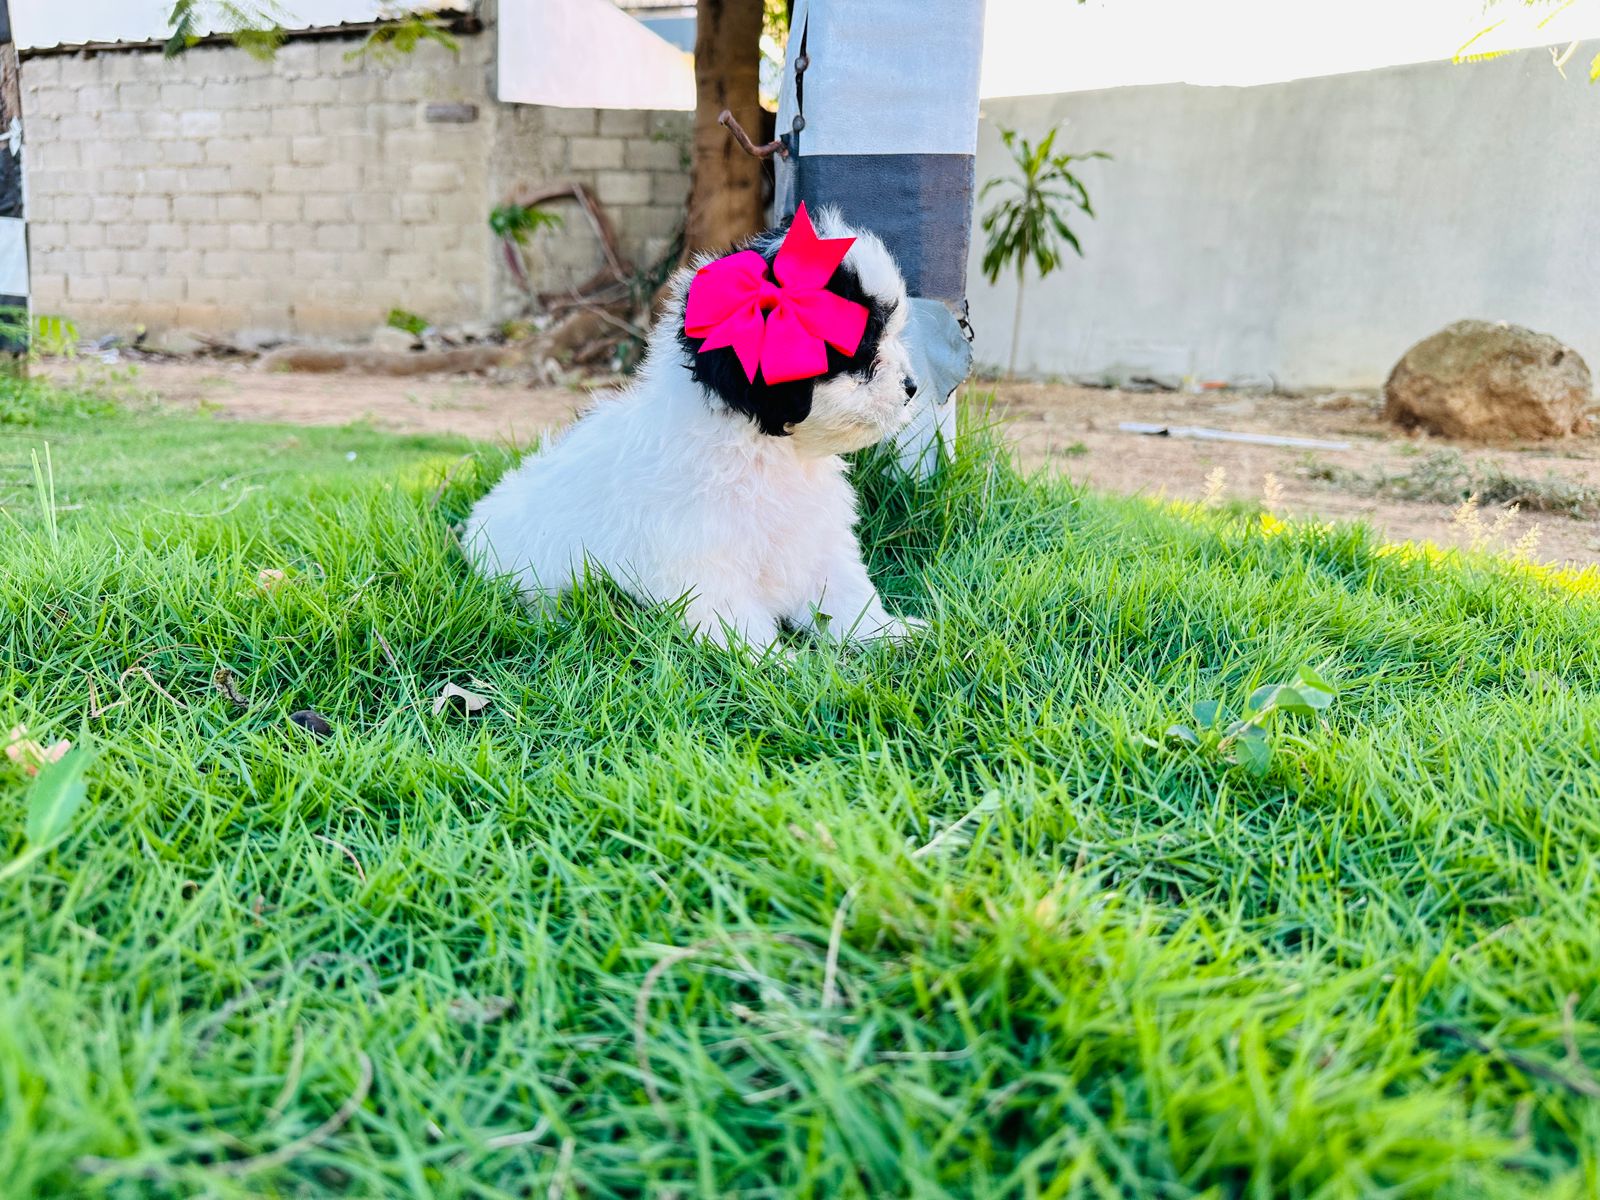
65, 360, 1600, 566
987, 380, 1600, 566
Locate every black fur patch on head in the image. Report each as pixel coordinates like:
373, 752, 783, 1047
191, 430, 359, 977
678, 221, 894, 437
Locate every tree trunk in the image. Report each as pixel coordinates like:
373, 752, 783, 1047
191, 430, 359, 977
683, 0, 766, 256
1008, 269, 1026, 378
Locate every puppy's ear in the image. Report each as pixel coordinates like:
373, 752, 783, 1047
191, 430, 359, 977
680, 333, 816, 436
677, 224, 814, 436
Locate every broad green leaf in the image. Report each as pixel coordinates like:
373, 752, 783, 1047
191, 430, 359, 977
1271, 687, 1321, 718
1297, 685, 1335, 711
24, 749, 91, 847
1192, 699, 1223, 728
1248, 678, 1331, 717
1166, 724, 1200, 746
1296, 665, 1336, 694
1246, 684, 1282, 714
1294, 667, 1338, 709
1234, 736, 1272, 777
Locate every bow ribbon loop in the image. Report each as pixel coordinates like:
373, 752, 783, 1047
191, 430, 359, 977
683, 202, 868, 385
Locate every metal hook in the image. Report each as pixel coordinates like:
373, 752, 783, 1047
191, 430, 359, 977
718, 110, 789, 160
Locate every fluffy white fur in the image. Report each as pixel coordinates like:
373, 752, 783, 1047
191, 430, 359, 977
464, 210, 924, 653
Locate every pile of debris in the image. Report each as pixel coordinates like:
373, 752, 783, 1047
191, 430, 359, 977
87, 181, 673, 385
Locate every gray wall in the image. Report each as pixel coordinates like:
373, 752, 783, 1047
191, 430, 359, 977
970, 49, 1600, 389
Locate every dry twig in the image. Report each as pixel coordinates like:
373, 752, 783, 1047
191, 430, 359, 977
314, 834, 368, 883
1434, 1022, 1600, 1099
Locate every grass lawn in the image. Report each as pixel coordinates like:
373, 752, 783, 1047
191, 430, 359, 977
2, 375, 1599, 1198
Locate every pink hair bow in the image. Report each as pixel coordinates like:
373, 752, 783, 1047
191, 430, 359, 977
684, 202, 869, 385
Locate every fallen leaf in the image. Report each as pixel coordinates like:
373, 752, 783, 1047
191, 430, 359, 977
255, 568, 288, 591
213, 668, 249, 708
5, 726, 43, 773
288, 710, 333, 739
5, 725, 70, 778
433, 682, 490, 717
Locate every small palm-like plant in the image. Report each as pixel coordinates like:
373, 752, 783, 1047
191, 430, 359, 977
980, 128, 1107, 377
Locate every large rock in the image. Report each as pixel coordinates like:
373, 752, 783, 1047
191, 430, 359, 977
146, 328, 209, 357
1384, 320, 1593, 440
370, 325, 422, 354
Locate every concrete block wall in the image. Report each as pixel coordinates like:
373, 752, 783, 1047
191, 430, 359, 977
23, 35, 496, 339
969, 48, 1600, 389
489, 103, 690, 314
19, 28, 693, 341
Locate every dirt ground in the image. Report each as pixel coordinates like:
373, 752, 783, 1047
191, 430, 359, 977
990, 380, 1600, 565
67, 359, 1600, 567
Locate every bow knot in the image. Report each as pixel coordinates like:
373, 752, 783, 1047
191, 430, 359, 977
683, 202, 869, 385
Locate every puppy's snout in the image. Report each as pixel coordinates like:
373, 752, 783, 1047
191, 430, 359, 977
901, 376, 918, 403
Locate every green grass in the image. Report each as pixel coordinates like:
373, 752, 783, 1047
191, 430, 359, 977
3, 377, 1600, 1198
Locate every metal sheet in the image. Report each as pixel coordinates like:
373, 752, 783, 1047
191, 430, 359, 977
497, 0, 692, 110
0, 217, 27, 296
10, 0, 465, 53
778, 0, 984, 158
895, 298, 971, 472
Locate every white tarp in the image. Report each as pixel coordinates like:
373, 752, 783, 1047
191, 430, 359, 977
778, 0, 983, 157
0, 218, 28, 296
498, 0, 693, 110
10, 1, 466, 52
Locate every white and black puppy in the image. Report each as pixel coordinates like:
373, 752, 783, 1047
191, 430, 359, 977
464, 206, 925, 653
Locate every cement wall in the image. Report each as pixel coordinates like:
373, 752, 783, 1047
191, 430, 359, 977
969, 49, 1600, 389
19, 28, 691, 340
491, 103, 690, 315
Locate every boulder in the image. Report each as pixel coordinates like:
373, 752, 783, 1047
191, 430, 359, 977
146, 328, 209, 356
371, 325, 422, 354
1384, 320, 1593, 440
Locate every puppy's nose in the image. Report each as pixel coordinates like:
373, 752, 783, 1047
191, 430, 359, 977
901, 376, 918, 403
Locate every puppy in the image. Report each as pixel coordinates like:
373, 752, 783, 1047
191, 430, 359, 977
464, 204, 924, 653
